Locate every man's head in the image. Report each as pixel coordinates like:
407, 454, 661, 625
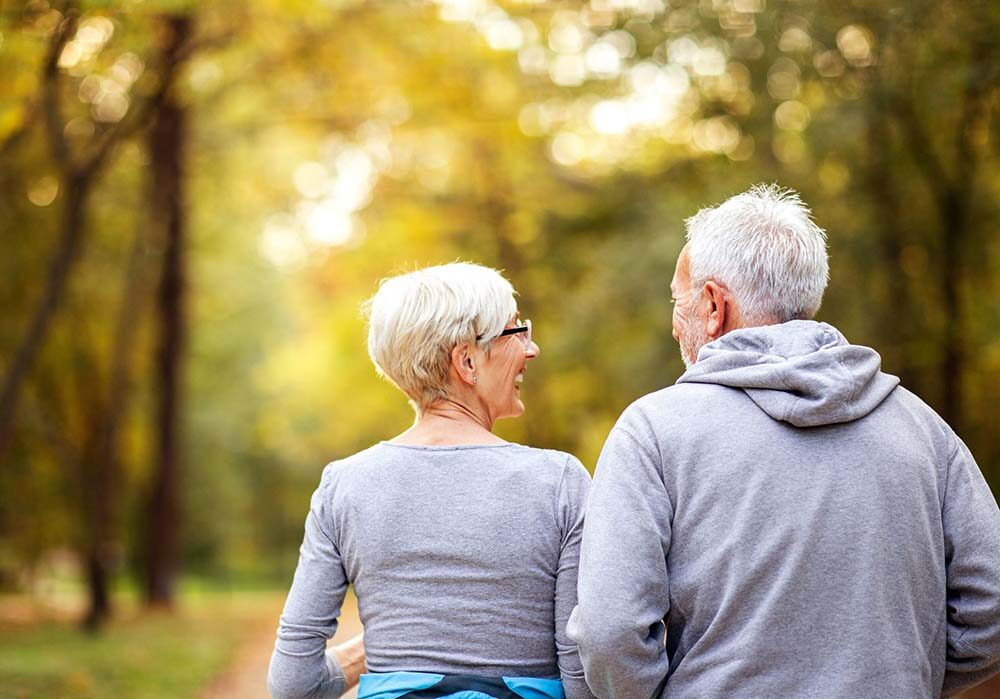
671, 184, 829, 367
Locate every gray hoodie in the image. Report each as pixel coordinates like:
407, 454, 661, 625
568, 320, 1000, 698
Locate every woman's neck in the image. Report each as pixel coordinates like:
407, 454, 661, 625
388, 400, 506, 446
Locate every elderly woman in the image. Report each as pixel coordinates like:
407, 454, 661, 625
268, 263, 596, 699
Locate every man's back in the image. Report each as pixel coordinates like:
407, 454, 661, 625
569, 321, 1000, 698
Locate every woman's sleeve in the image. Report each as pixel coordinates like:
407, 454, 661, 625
554, 456, 599, 699
268, 465, 350, 699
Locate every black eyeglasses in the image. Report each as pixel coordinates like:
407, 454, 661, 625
478, 319, 532, 348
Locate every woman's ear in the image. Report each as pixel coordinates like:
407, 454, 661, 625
451, 343, 478, 386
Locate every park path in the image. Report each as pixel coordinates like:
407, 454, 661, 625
199, 594, 363, 699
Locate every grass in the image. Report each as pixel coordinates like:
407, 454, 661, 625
0, 586, 285, 699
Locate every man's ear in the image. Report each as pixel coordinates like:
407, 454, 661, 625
451, 343, 478, 386
703, 280, 728, 339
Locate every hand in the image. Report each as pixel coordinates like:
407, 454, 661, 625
330, 632, 365, 690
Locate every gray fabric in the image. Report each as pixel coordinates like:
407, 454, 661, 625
268, 442, 597, 699
680, 321, 900, 427
569, 320, 1000, 698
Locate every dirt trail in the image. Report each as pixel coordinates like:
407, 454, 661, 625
200, 595, 363, 699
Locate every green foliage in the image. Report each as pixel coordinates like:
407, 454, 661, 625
0, 0, 997, 607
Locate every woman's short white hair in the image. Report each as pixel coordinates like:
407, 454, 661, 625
364, 262, 517, 411
685, 184, 829, 324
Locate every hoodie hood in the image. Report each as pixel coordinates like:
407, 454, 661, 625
676, 320, 899, 427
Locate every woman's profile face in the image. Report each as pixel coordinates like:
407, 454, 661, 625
476, 316, 539, 421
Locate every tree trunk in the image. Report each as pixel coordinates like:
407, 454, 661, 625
144, 14, 191, 609
81, 546, 111, 631
78, 217, 152, 632
863, 79, 918, 391
0, 4, 178, 465
0, 174, 90, 459
932, 30, 992, 432
937, 187, 964, 429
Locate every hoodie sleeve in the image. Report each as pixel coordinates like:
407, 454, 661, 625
567, 423, 673, 699
941, 439, 1000, 697
268, 466, 349, 699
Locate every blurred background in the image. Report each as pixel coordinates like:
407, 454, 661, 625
1, 0, 998, 697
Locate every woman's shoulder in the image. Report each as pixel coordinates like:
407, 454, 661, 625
318, 442, 590, 491
505, 444, 591, 485
507, 447, 591, 516
315, 443, 387, 485
509, 443, 583, 466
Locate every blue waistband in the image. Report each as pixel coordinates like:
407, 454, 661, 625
357, 671, 565, 699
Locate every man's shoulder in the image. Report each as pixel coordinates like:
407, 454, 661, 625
874, 384, 961, 455
889, 384, 946, 422
612, 382, 736, 445
623, 381, 742, 420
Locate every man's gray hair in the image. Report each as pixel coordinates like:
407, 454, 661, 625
364, 262, 517, 411
685, 184, 829, 324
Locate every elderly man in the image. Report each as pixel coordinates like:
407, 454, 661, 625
568, 185, 1000, 698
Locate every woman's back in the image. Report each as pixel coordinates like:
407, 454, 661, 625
333, 443, 587, 677
271, 442, 592, 695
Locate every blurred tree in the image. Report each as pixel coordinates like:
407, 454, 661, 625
144, 12, 192, 610
0, 2, 182, 462
0, 1, 197, 624
468, 0, 1000, 475
0, 0, 996, 618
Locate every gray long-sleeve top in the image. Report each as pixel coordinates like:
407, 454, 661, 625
268, 442, 597, 699
569, 321, 1000, 698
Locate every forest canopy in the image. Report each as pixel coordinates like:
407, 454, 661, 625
1, 0, 997, 627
